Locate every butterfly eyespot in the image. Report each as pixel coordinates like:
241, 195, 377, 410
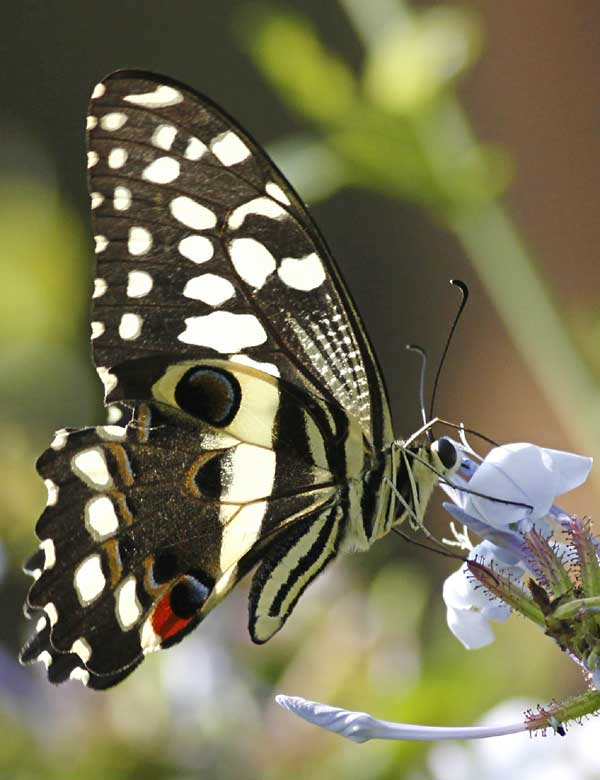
192, 451, 226, 498
433, 437, 457, 471
152, 551, 179, 584
170, 575, 211, 618
174, 367, 241, 427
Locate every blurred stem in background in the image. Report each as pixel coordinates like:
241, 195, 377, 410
238, 0, 600, 494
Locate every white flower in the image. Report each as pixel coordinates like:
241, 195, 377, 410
441, 442, 592, 649
275, 694, 529, 742
442, 544, 514, 649
460, 443, 591, 531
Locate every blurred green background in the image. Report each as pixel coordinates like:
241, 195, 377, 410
3, 1, 600, 778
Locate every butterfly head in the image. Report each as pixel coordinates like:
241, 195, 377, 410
386, 434, 462, 535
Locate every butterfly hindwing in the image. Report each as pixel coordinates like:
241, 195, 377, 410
248, 502, 346, 644
22, 367, 352, 687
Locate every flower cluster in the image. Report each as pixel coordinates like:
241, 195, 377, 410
277, 440, 600, 742
440, 442, 592, 650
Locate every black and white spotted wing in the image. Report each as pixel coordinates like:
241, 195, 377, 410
87, 70, 392, 449
20, 71, 453, 690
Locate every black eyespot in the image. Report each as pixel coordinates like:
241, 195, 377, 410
152, 551, 179, 584
174, 367, 241, 427
435, 437, 457, 470
193, 452, 226, 498
169, 575, 211, 619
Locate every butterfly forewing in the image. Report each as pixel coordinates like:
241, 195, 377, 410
21, 70, 401, 688
87, 70, 392, 448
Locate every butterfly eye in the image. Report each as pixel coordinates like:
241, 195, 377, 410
169, 575, 211, 618
174, 367, 241, 427
433, 437, 457, 471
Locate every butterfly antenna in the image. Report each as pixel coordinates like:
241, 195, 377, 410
429, 279, 469, 422
406, 344, 430, 434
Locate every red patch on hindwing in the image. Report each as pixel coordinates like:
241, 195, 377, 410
151, 592, 193, 642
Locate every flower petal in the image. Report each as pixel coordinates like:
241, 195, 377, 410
542, 448, 593, 496
464, 443, 559, 529
443, 504, 525, 563
446, 606, 497, 649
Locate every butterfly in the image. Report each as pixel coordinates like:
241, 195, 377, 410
20, 70, 459, 688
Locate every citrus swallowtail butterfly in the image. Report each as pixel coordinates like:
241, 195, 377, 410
20, 71, 459, 688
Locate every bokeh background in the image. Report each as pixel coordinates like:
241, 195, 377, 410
3, 1, 600, 778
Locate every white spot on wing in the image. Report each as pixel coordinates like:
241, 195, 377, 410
265, 181, 291, 205
97, 425, 127, 441
87, 151, 99, 169
183, 274, 235, 306
71, 638, 92, 663
228, 197, 286, 230
74, 554, 105, 605
152, 124, 177, 150
115, 575, 142, 629
45, 602, 58, 626
86, 116, 97, 130
210, 130, 251, 166
37, 650, 53, 669
108, 148, 128, 169
127, 270, 153, 298
178, 235, 214, 264
114, 185, 131, 211
36, 616, 47, 633
140, 616, 161, 654
219, 444, 276, 570
119, 312, 143, 340
44, 479, 58, 506
94, 235, 108, 254
85, 495, 119, 540
142, 156, 180, 184
123, 85, 183, 108
170, 196, 217, 230
278, 252, 326, 291
220, 500, 269, 571
100, 112, 128, 131
224, 444, 276, 503
107, 405, 123, 424
92, 278, 107, 298
185, 137, 208, 160
97, 366, 117, 396
228, 238, 276, 288
91, 321, 105, 340
91, 83, 106, 99
51, 429, 68, 450
90, 192, 103, 209
71, 447, 113, 489
40, 539, 56, 569
178, 312, 267, 352
229, 353, 280, 378
70, 667, 90, 685
128, 226, 152, 256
